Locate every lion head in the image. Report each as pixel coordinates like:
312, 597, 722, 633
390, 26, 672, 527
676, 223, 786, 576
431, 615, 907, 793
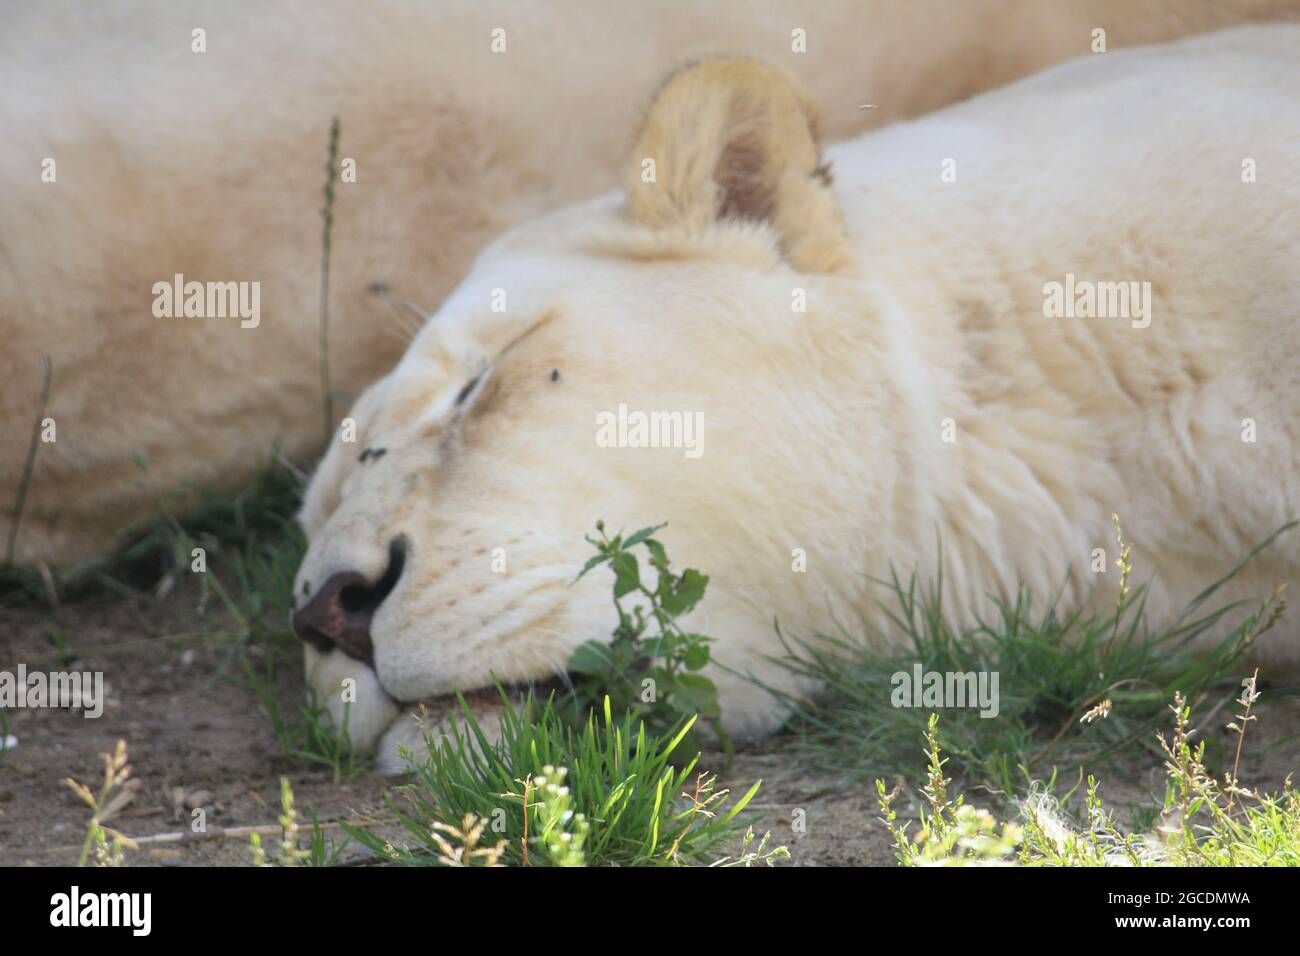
291, 59, 897, 772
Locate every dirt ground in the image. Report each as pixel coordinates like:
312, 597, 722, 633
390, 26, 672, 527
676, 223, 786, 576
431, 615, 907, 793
2, 581, 1296, 867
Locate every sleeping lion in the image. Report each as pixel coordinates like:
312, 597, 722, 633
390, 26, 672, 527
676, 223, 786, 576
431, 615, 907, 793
290, 26, 1300, 771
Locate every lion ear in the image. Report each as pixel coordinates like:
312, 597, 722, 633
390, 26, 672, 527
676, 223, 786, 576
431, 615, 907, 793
625, 58, 848, 272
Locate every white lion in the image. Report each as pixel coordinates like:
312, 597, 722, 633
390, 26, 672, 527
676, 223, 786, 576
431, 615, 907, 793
4, 0, 1296, 564
291, 26, 1300, 771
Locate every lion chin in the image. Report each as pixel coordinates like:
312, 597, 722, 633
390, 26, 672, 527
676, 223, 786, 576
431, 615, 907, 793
304, 644, 568, 775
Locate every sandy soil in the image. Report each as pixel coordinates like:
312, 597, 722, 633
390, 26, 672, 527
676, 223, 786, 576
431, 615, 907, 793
1, 582, 1296, 867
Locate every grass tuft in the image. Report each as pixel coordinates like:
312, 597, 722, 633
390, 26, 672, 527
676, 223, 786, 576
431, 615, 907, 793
774, 522, 1294, 796
345, 692, 767, 867
0, 454, 306, 606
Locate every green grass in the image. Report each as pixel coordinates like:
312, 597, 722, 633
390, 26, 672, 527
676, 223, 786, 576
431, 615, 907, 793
344, 692, 769, 867
772, 521, 1294, 801
0, 454, 305, 606
878, 693, 1300, 866
240, 654, 365, 783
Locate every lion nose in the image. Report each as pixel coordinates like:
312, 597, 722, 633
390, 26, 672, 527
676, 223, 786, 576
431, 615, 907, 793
292, 538, 407, 665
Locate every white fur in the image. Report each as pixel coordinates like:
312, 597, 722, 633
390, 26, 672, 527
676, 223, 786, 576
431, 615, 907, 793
298, 26, 1300, 770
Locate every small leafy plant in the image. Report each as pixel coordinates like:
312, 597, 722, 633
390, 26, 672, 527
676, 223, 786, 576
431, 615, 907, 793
424, 813, 508, 867
250, 777, 348, 867
876, 714, 1023, 866
66, 740, 140, 867
250, 777, 310, 867
711, 827, 793, 867
568, 522, 724, 751
1145, 685, 1299, 866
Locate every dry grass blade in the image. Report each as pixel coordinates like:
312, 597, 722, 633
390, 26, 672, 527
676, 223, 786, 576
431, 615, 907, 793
5, 355, 53, 566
